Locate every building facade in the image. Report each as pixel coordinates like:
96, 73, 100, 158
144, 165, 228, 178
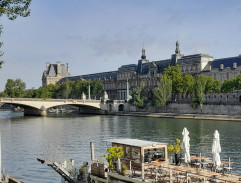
42, 62, 71, 86
42, 41, 241, 100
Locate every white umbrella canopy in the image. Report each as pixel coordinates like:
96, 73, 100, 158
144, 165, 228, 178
181, 127, 190, 163
212, 130, 221, 168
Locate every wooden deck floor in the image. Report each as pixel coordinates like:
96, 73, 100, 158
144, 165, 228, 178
141, 163, 241, 183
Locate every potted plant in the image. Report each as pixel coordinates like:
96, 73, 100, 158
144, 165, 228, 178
121, 164, 128, 176
104, 146, 124, 172
168, 138, 181, 165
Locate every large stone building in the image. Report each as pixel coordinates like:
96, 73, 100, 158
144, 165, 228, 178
42, 41, 241, 100
42, 62, 71, 86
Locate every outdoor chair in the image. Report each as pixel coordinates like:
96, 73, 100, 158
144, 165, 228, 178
215, 167, 224, 174
155, 172, 167, 183
175, 172, 186, 183
144, 167, 153, 179
192, 160, 201, 169
201, 159, 208, 169
223, 166, 232, 175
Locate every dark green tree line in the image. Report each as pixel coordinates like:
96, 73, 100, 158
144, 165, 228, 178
1, 78, 104, 99
130, 65, 223, 108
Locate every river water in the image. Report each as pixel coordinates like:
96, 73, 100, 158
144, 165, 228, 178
0, 110, 241, 183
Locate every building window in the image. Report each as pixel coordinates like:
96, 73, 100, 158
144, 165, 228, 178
220, 95, 222, 98
233, 95, 236, 98
227, 95, 228, 98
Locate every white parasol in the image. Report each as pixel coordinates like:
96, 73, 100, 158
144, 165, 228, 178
181, 127, 190, 163
212, 130, 221, 168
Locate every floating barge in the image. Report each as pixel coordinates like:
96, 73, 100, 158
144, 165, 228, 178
38, 138, 241, 183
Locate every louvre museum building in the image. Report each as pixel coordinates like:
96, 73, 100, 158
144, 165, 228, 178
42, 41, 241, 100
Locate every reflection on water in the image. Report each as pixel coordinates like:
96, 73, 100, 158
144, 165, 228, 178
0, 111, 241, 183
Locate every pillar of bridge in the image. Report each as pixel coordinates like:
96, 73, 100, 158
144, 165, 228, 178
24, 106, 47, 116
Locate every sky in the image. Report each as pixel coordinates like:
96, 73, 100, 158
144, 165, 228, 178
1, 0, 241, 91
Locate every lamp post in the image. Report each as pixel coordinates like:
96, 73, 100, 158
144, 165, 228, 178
88, 82, 91, 100
126, 78, 130, 100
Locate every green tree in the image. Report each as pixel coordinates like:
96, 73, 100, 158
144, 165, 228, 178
234, 75, 241, 90
35, 84, 59, 98
129, 83, 147, 108
104, 146, 124, 172
153, 75, 172, 107
0, 91, 7, 97
182, 74, 194, 95
0, 0, 32, 68
212, 80, 221, 93
4, 78, 26, 97
163, 65, 183, 96
71, 80, 88, 98
90, 79, 104, 98
58, 81, 73, 99
191, 75, 205, 109
24, 88, 36, 98
204, 76, 214, 94
221, 78, 235, 93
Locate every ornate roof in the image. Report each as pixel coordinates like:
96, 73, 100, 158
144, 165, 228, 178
211, 56, 241, 69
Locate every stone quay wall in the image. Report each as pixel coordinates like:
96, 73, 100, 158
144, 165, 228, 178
134, 102, 241, 116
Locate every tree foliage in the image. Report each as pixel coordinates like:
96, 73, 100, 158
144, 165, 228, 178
24, 88, 36, 98
221, 75, 241, 93
191, 75, 205, 109
168, 138, 181, 154
1, 78, 104, 99
35, 84, 59, 99
57, 81, 73, 99
104, 146, 124, 172
182, 74, 194, 95
129, 83, 147, 107
153, 75, 172, 107
0, 0, 31, 20
91, 79, 104, 98
163, 65, 184, 95
4, 78, 26, 97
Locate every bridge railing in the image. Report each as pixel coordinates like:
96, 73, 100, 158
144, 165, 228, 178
0, 97, 101, 103
44, 143, 80, 181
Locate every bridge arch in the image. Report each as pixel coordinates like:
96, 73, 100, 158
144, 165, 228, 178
118, 104, 124, 112
0, 98, 102, 116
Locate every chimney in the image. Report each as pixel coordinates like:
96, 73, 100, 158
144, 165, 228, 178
46, 62, 50, 71
57, 61, 61, 75
209, 65, 212, 71
233, 62, 237, 69
66, 63, 69, 73
220, 64, 224, 70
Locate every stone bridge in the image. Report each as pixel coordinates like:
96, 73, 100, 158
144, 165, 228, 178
0, 98, 132, 116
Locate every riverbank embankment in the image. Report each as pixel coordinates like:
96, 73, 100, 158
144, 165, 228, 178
116, 112, 241, 122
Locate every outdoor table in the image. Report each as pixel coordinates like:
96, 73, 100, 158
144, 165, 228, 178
221, 161, 233, 165
190, 156, 209, 161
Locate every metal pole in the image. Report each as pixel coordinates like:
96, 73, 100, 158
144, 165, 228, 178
126, 78, 129, 100
88, 83, 91, 100
90, 142, 94, 161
